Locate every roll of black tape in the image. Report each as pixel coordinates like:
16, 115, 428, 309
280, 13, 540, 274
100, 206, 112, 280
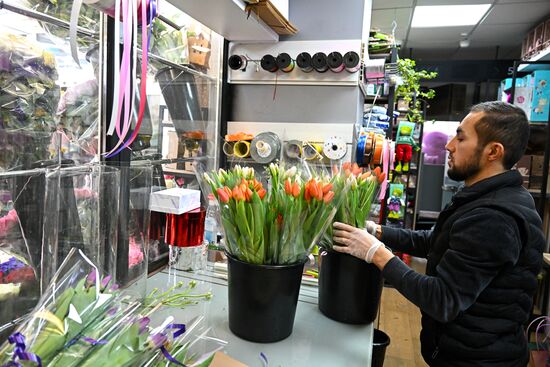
344, 51, 361, 73
276, 53, 295, 73
228, 55, 247, 71
296, 52, 313, 73
312, 52, 329, 73
327, 51, 344, 73
261, 54, 278, 72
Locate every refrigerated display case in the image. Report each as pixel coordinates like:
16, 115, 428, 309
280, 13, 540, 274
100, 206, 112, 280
0, 0, 224, 335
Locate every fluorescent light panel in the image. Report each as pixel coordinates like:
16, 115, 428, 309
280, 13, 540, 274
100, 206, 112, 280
411, 4, 491, 28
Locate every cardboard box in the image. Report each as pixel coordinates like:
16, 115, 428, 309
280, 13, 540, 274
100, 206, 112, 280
210, 352, 248, 367
149, 188, 201, 214
528, 70, 550, 123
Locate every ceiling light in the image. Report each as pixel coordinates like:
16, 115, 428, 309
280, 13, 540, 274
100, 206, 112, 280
411, 4, 491, 28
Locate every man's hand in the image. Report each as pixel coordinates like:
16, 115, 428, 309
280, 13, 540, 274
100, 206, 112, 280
333, 222, 394, 268
365, 220, 381, 238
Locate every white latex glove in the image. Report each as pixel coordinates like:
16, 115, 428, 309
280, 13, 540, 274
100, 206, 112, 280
333, 222, 384, 263
365, 220, 378, 236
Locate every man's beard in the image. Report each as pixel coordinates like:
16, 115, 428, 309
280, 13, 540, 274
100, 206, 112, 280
448, 155, 482, 182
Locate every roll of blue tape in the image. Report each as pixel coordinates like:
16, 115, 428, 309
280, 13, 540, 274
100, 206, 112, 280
356, 135, 366, 166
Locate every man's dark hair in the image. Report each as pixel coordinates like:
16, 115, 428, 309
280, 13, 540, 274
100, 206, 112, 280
470, 101, 529, 169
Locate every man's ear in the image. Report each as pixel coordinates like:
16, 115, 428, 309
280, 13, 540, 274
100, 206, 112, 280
486, 142, 505, 163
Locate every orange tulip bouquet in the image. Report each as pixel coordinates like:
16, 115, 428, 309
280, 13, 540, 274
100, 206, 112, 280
203, 163, 348, 265
320, 162, 386, 250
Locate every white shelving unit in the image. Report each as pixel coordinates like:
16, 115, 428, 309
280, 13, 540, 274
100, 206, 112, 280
167, 0, 279, 42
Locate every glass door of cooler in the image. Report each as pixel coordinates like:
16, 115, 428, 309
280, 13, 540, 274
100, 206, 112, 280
0, 0, 101, 339
129, 1, 223, 272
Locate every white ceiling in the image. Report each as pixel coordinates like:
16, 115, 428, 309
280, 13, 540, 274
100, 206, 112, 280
371, 0, 550, 60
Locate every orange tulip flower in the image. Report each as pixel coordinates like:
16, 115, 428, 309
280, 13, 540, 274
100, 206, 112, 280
322, 183, 333, 194
285, 178, 292, 195
257, 188, 267, 199
323, 191, 335, 204
291, 181, 301, 198
217, 188, 230, 203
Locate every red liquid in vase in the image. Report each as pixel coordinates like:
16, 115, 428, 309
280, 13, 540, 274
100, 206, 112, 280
165, 208, 206, 247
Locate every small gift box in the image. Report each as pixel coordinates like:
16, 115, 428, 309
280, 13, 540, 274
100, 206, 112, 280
149, 188, 200, 215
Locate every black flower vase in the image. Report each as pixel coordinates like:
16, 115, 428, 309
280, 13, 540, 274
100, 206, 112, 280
318, 248, 383, 324
227, 253, 306, 343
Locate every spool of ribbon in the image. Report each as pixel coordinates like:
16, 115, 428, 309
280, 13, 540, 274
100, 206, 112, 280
327, 52, 345, 73
323, 136, 347, 160
356, 132, 374, 167
372, 134, 385, 166
312, 52, 329, 73
276, 53, 295, 73
302, 142, 323, 160
296, 52, 313, 73
82, 0, 158, 21
260, 54, 278, 72
222, 141, 235, 156
356, 134, 366, 166
3, 332, 42, 367
284, 140, 302, 160
250, 132, 281, 164
234, 140, 251, 158
228, 55, 247, 71
344, 51, 361, 73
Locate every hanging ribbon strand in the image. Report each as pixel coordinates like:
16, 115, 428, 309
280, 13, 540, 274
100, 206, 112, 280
68, 0, 158, 158
106, 0, 150, 157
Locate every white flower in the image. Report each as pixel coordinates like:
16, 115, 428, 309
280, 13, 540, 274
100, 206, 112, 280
243, 167, 254, 179
284, 166, 297, 178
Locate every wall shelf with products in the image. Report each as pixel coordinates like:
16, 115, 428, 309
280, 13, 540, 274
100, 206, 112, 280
510, 60, 550, 234
227, 40, 362, 86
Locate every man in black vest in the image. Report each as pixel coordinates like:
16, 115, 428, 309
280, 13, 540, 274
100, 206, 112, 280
333, 101, 545, 366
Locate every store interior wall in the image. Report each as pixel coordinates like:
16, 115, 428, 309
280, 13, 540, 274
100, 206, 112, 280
280, 0, 365, 42
230, 0, 371, 135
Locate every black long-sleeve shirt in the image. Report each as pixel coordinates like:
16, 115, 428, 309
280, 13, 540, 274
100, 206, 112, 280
380, 171, 544, 366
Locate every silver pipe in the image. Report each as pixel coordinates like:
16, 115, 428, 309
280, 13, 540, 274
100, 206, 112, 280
157, 14, 182, 30
0, 0, 99, 39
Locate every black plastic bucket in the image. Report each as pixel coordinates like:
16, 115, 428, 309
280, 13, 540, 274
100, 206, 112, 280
227, 253, 306, 343
371, 329, 391, 367
318, 249, 383, 324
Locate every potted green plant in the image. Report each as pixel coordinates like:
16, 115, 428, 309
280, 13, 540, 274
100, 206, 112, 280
396, 58, 438, 123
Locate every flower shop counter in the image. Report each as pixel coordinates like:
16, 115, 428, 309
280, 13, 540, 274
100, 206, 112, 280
147, 267, 374, 366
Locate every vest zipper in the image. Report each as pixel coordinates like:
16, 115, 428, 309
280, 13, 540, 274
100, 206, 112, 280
431, 346, 439, 360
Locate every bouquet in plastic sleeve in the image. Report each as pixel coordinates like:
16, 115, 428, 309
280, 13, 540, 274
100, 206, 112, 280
0, 33, 60, 170
0, 248, 118, 366
144, 316, 227, 367
45, 298, 141, 367
0, 195, 39, 337
203, 163, 348, 265
320, 162, 386, 250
